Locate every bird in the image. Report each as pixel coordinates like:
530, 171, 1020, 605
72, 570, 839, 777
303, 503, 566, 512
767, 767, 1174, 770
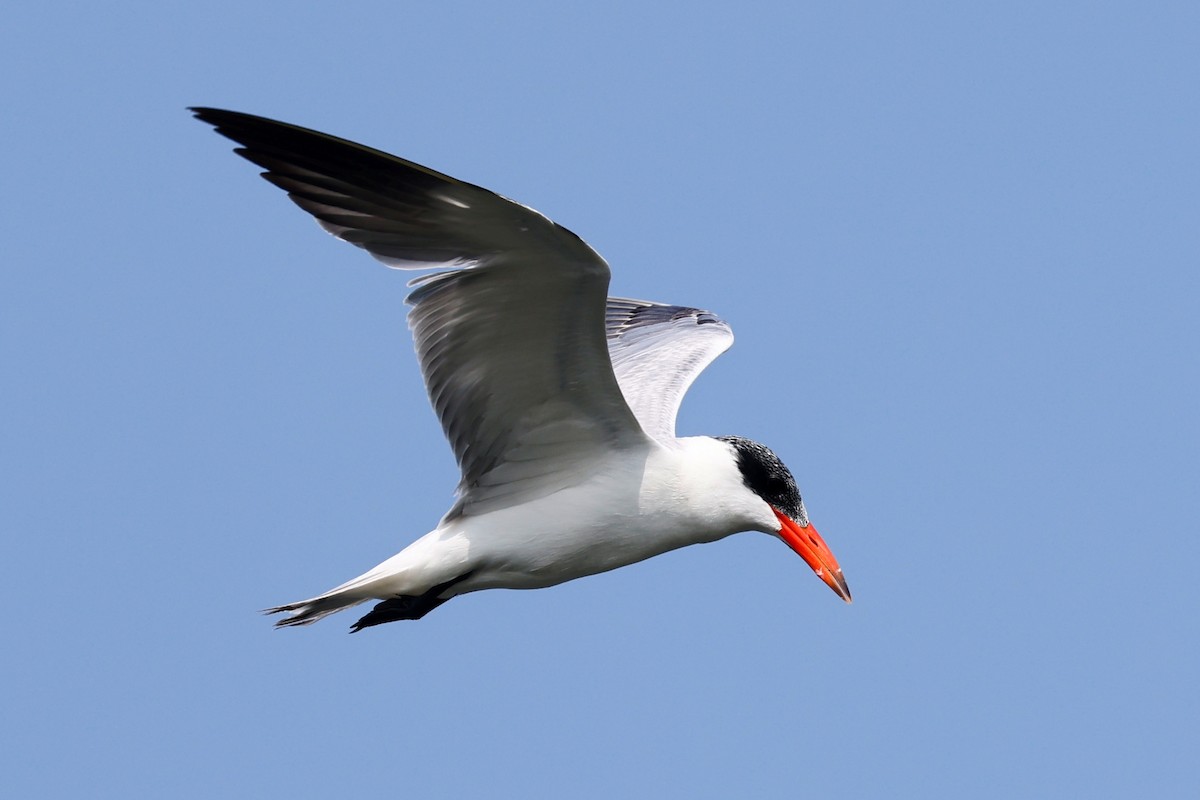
192, 107, 851, 631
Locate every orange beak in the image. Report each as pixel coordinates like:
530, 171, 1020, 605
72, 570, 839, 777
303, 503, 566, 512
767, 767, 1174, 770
772, 507, 852, 603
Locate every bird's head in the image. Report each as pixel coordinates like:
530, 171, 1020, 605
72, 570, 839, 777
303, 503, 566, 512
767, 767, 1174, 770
716, 435, 851, 603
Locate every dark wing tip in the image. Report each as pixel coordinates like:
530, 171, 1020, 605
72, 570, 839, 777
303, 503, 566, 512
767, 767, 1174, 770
605, 297, 728, 340
189, 106, 270, 135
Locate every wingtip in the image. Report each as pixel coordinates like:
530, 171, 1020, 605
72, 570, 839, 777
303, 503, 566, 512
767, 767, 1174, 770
188, 106, 220, 122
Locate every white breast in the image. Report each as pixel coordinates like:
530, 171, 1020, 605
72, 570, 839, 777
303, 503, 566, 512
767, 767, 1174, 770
446, 437, 776, 592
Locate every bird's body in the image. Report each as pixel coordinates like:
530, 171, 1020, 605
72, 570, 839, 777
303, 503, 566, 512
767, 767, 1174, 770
193, 108, 850, 631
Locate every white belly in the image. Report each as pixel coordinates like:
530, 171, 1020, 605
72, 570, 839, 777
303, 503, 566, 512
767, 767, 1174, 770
444, 439, 774, 592
352, 437, 778, 600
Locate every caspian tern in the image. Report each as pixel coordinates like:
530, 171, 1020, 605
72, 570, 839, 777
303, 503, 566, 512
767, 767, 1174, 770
193, 108, 851, 631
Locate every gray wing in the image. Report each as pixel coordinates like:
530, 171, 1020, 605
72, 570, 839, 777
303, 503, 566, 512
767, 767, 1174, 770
605, 298, 734, 444
194, 108, 648, 515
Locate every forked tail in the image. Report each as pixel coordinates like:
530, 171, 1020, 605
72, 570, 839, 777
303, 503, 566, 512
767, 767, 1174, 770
264, 590, 371, 629
265, 571, 473, 631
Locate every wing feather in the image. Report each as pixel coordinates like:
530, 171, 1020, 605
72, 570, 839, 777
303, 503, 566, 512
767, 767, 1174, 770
193, 108, 648, 515
605, 298, 735, 443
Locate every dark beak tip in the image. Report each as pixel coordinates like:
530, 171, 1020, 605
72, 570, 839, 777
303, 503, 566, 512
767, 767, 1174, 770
834, 573, 852, 604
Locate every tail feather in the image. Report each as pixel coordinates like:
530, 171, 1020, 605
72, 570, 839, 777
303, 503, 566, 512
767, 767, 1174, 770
264, 550, 420, 628
265, 570, 475, 631
264, 592, 370, 628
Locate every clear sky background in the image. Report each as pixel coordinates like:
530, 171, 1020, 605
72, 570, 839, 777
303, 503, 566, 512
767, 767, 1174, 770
4, 2, 1197, 797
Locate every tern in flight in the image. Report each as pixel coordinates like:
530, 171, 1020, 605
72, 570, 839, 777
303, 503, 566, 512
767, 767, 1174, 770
193, 108, 851, 631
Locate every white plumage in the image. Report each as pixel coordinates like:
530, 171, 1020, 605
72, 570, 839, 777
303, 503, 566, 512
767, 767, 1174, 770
193, 107, 850, 631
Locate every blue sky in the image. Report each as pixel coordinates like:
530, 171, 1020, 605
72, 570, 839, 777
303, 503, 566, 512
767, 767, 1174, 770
4, 2, 1198, 797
